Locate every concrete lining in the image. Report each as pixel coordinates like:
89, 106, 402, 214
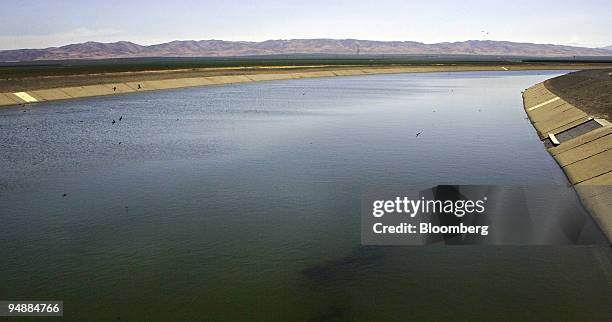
523, 82, 612, 243
595, 118, 612, 126
29, 89, 73, 101
13, 92, 38, 103
532, 107, 587, 127
124, 82, 143, 91
555, 134, 612, 166
82, 85, 114, 96
206, 75, 253, 84
181, 77, 213, 86
245, 74, 295, 81
2, 66, 609, 108
60, 86, 96, 98
580, 190, 612, 239
0, 70, 402, 108
563, 150, 612, 184
529, 101, 576, 122
547, 101, 580, 114
0, 93, 20, 106
24, 91, 47, 102
527, 96, 560, 111
103, 84, 136, 94
575, 170, 612, 219
332, 70, 367, 76
153, 79, 186, 89
576, 171, 612, 198
10, 95, 28, 104
300, 71, 334, 77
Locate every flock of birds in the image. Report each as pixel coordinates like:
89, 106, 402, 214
60, 83, 141, 199
112, 115, 124, 145
62, 113, 126, 198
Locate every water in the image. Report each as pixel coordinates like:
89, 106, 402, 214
1, 71, 610, 320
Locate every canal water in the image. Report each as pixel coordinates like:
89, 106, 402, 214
1, 71, 610, 320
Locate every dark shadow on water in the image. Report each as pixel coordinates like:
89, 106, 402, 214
302, 246, 386, 282
307, 303, 351, 322
301, 245, 392, 321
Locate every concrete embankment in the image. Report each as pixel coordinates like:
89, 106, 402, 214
2, 64, 610, 107
0, 68, 386, 106
522, 80, 612, 243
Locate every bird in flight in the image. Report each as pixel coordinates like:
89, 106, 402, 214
416, 132, 422, 137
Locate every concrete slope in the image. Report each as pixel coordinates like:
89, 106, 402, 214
0, 65, 587, 108
523, 83, 612, 242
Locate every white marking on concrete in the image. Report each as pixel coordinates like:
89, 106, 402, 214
501, 67, 508, 71
527, 96, 560, 111
594, 118, 612, 126
548, 133, 560, 146
13, 92, 38, 103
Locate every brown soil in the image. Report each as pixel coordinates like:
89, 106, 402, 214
545, 68, 612, 120
2, 63, 611, 93
0, 66, 343, 92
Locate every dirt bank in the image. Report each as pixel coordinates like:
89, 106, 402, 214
2, 63, 611, 93
545, 68, 612, 120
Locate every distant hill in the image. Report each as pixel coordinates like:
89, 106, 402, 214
1, 39, 611, 62
602, 45, 612, 51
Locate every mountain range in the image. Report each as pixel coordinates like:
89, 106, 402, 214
1, 39, 611, 62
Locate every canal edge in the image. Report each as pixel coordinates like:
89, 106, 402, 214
522, 81, 612, 244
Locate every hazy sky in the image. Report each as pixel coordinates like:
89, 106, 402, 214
1, 0, 610, 50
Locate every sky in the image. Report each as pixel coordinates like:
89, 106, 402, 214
0, 0, 611, 50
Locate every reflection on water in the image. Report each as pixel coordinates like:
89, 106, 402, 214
1, 71, 610, 320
